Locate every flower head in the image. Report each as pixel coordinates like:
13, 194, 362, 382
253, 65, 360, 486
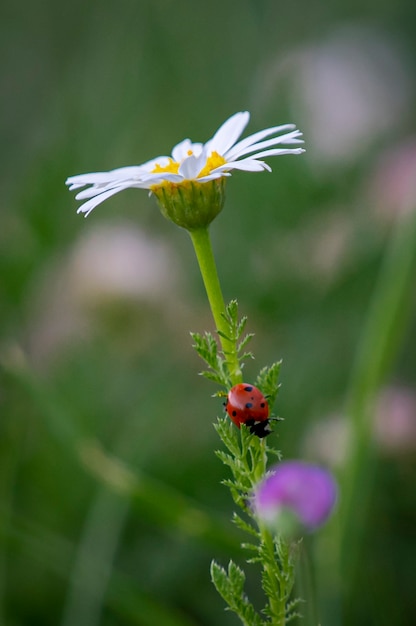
253, 461, 337, 534
66, 112, 304, 228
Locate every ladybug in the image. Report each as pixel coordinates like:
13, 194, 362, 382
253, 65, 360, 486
225, 383, 271, 438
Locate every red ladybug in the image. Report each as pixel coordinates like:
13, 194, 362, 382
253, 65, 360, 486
225, 383, 271, 438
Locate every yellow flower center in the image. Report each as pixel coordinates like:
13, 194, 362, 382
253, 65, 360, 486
197, 151, 227, 178
151, 151, 227, 180
151, 158, 180, 175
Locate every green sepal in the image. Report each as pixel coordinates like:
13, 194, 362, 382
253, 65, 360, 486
153, 177, 226, 230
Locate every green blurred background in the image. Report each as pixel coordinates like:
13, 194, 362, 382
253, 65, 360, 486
1, 1, 415, 625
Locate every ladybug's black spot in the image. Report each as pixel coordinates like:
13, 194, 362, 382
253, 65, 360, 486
245, 402, 253, 409
232, 410, 237, 417
260, 402, 265, 408
243, 385, 253, 392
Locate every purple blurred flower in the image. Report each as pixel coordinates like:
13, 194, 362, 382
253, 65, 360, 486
254, 461, 337, 532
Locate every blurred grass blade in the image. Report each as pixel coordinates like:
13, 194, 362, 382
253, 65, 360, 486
320, 208, 416, 624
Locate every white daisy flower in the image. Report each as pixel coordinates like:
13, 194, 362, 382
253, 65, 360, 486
66, 112, 304, 222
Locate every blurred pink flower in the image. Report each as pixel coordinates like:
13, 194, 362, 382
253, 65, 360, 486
254, 461, 337, 533
369, 139, 416, 219
287, 26, 412, 166
303, 386, 416, 466
374, 387, 416, 455
27, 223, 180, 365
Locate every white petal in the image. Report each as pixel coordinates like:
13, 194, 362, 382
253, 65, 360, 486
227, 134, 303, 160
248, 147, 306, 159
66, 171, 122, 187
138, 172, 184, 185
207, 111, 250, 155
277, 137, 304, 145
171, 139, 193, 162
76, 186, 131, 217
190, 143, 203, 158
212, 159, 271, 173
75, 186, 108, 200
178, 154, 199, 179
196, 172, 232, 182
67, 182, 88, 191
171, 140, 203, 162
273, 130, 304, 145
224, 124, 296, 160
66, 166, 147, 192
179, 148, 209, 179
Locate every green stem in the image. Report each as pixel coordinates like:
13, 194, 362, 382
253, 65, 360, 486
189, 227, 242, 385
248, 439, 286, 624
261, 525, 286, 625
